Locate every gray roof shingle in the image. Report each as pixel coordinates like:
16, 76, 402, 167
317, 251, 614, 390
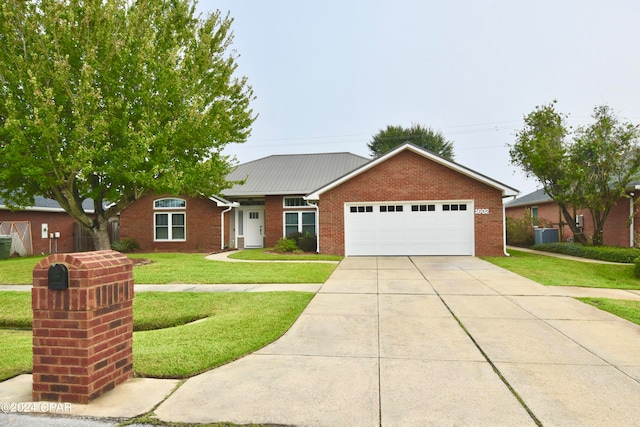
223, 152, 371, 197
0, 196, 98, 212
505, 188, 552, 207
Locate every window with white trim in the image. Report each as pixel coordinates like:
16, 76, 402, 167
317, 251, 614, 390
284, 197, 306, 207
154, 198, 186, 209
284, 211, 316, 236
154, 198, 186, 241
531, 206, 539, 226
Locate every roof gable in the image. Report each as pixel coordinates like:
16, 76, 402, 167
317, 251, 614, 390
505, 188, 553, 207
223, 152, 370, 197
305, 142, 519, 199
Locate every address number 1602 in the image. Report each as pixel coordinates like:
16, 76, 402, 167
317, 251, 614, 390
474, 208, 490, 215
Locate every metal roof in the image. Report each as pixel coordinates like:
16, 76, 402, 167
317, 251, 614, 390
223, 152, 371, 197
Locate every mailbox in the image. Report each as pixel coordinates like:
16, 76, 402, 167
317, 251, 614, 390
48, 264, 69, 290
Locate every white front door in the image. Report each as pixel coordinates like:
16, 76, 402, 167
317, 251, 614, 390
244, 209, 264, 248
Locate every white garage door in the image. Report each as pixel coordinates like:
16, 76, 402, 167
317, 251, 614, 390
344, 201, 474, 256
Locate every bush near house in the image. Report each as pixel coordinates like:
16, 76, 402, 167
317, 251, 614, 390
273, 238, 299, 253
506, 215, 535, 247
274, 232, 318, 253
531, 243, 640, 264
506, 208, 554, 247
111, 238, 140, 253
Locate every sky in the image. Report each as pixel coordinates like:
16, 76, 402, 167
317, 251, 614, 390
195, 0, 640, 197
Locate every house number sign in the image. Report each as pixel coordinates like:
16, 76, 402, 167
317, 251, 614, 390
474, 208, 490, 215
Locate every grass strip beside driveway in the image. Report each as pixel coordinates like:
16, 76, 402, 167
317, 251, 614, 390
0, 291, 314, 381
483, 249, 640, 290
578, 298, 640, 326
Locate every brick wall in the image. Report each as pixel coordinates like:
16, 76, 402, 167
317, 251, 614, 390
32, 250, 133, 404
264, 196, 316, 248
0, 210, 77, 255
264, 196, 282, 248
318, 150, 506, 256
120, 194, 230, 252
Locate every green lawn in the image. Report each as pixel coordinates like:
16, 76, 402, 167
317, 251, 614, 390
483, 249, 640, 290
228, 248, 343, 261
133, 292, 314, 378
0, 330, 31, 382
0, 252, 337, 285
0, 291, 314, 381
0, 256, 43, 285
577, 298, 640, 326
129, 253, 336, 284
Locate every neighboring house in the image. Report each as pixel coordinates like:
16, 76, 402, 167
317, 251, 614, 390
0, 196, 114, 255
505, 183, 640, 247
120, 143, 518, 256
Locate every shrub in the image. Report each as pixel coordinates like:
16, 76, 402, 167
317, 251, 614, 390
111, 238, 139, 253
298, 234, 317, 253
531, 243, 640, 264
286, 232, 304, 246
273, 238, 298, 253
635, 257, 640, 278
506, 212, 535, 247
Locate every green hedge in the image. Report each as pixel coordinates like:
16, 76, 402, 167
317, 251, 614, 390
530, 243, 640, 264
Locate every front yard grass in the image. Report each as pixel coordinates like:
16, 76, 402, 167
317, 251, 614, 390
483, 249, 640, 290
0, 256, 43, 285
227, 248, 343, 261
0, 252, 337, 285
129, 253, 336, 284
0, 291, 314, 381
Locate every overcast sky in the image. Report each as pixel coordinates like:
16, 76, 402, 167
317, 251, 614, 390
196, 0, 640, 197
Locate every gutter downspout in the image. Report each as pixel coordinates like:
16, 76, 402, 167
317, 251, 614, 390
306, 200, 320, 253
631, 193, 635, 248
221, 205, 234, 250
503, 195, 517, 257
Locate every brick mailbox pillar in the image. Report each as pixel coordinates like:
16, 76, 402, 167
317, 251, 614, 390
32, 250, 134, 404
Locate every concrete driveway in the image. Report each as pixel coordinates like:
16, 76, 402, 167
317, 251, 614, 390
154, 256, 640, 426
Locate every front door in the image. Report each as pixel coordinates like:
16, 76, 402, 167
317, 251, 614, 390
244, 209, 264, 248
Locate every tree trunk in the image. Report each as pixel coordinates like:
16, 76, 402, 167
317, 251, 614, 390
591, 212, 607, 246
559, 204, 588, 244
87, 215, 112, 251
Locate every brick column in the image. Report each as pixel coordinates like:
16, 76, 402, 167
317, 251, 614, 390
32, 250, 134, 404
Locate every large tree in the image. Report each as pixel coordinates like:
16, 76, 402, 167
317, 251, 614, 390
368, 123, 455, 160
510, 101, 640, 245
0, 0, 255, 250
570, 105, 640, 245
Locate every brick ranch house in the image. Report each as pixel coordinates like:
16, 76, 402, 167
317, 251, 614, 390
505, 183, 640, 247
120, 143, 518, 257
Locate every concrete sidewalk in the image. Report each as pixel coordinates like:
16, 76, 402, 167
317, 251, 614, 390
2, 256, 640, 426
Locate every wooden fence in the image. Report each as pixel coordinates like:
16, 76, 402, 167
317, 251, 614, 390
73, 220, 120, 252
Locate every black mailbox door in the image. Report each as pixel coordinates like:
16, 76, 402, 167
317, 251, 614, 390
48, 264, 69, 290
